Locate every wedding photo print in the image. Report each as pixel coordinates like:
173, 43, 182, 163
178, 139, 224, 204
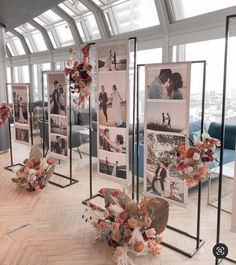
12, 85, 28, 124
48, 72, 67, 116
15, 126, 29, 144
50, 134, 68, 157
99, 126, 126, 154
98, 150, 127, 180
146, 101, 187, 133
98, 72, 127, 127
146, 63, 190, 100
145, 132, 187, 206
50, 116, 67, 136
97, 42, 128, 72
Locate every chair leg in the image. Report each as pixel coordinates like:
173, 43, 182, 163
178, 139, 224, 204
77, 147, 82, 159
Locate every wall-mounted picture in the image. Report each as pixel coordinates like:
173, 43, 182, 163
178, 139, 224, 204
146, 63, 191, 100
12, 84, 28, 124
47, 72, 67, 116
145, 131, 187, 206
97, 41, 128, 72
99, 126, 126, 154
50, 115, 67, 136
98, 72, 127, 127
15, 126, 29, 144
146, 101, 187, 133
50, 134, 68, 157
98, 150, 127, 180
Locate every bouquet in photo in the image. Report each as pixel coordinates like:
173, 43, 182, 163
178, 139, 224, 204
64, 44, 92, 107
12, 146, 55, 192
0, 102, 11, 126
175, 133, 221, 186
83, 188, 169, 265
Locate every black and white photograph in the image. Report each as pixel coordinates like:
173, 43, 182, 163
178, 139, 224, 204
146, 101, 187, 133
15, 126, 29, 144
99, 126, 126, 154
98, 72, 127, 127
97, 41, 128, 72
98, 150, 127, 180
50, 134, 68, 157
50, 116, 67, 136
146, 63, 191, 100
145, 131, 188, 206
12, 84, 28, 124
47, 72, 67, 116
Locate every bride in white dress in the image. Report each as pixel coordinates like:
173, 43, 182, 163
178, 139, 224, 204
19, 97, 27, 123
110, 85, 124, 127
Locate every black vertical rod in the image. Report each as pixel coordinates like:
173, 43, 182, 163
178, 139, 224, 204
6, 83, 13, 165
42, 72, 45, 156
215, 15, 230, 265
196, 61, 206, 248
69, 81, 72, 184
129, 37, 137, 200
89, 94, 92, 198
28, 83, 34, 146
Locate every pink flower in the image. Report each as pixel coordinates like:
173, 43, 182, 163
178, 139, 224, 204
111, 222, 120, 232
146, 228, 156, 238
144, 216, 152, 228
147, 240, 161, 255
112, 231, 120, 242
127, 217, 140, 229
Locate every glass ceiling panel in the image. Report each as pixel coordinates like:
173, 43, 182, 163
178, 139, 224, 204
106, 0, 160, 34
75, 21, 86, 42
58, 3, 76, 16
84, 14, 101, 40
172, 0, 236, 20
12, 38, 25, 55
33, 17, 46, 26
6, 43, 15, 56
48, 31, 58, 48
38, 9, 62, 24
54, 21, 74, 47
24, 37, 34, 53
31, 32, 47, 51
62, 0, 88, 14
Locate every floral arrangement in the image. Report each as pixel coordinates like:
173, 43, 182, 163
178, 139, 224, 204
175, 133, 221, 186
0, 102, 11, 126
12, 146, 55, 192
64, 45, 92, 107
83, 188, 169, 265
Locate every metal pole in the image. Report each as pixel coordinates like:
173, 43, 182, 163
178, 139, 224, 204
6, 83, 13, 165
69, 81, 72, 184
42, 72, 45, 156
89, 94, 92, 198
28, 83, 34, 146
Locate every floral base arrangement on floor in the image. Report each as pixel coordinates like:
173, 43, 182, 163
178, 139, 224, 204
12, 146, 55, 192
64, 45, 92, 108
175, 133, 221, 186
83, 188, 169, 265
0, 102, 11, 126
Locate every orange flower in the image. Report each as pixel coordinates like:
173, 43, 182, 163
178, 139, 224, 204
46, 157, 54, 165
119, 211, 130, 223
98, 220, 106, 230
198, 165, 207, 175
143, 216, 152, 228
112, 231, 120, 242
111, 222, 120, 232
186, 147, 200, 159
127, 217, 140, 229
111, 189, 121, 196
133, 240, 144, 253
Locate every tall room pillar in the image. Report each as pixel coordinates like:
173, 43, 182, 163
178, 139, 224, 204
0, 23, 10, 152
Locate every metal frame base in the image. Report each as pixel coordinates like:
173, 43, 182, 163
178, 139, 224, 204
49, 172, 79, 188
4, 163, 23, 172
217, 257, 236, 264
82, 193, 105, 212
161, 225, 205, 258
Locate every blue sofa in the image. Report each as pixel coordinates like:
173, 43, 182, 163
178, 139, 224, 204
134, 121, 236, 178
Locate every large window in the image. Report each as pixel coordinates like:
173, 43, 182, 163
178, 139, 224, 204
170, 0, 236, 21
6, 32, 25, 56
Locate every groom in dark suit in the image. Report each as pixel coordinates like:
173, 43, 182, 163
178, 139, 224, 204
99, 85, 108, 124
151, 161, 167, 194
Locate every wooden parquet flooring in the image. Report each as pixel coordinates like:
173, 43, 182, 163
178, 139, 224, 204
0, 146, 236, 265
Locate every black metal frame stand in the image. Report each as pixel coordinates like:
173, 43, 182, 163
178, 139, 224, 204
136, 61, 206, 257
41, 71, 78, 188
4, 82, 33, 172
214, 14, 236, 265
82, 38, 137, 207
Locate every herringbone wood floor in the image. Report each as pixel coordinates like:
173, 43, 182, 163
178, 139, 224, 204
0, 143, 235, 265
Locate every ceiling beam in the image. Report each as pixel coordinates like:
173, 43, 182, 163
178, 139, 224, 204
29, 19, 54, 50
52, 6, 83, 45
79, 0, 111, 39
9, 29, 31, 54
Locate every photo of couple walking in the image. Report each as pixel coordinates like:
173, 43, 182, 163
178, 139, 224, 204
12, 87, 28, 124
99, 84, 126, 127
147, 64, 189, 100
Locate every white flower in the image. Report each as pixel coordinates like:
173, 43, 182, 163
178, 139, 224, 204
185, 166, 193, 175
192, 152, 200, 161
202, 132, 210, 140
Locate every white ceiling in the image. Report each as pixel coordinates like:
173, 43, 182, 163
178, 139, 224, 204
0, 0, 64, 30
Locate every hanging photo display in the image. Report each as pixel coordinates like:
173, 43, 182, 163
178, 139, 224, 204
144, 62, 191, 207
12, 84, 30, 145
96, 39, 129, 182
47, 71, 68, 160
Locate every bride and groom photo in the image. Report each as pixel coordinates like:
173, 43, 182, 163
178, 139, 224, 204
12, 87, 28, 124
